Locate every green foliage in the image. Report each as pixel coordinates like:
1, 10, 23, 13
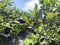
0, 0, 60, 45
29, 4, 38, 15
47, 12, 54, 19
24, 38, 33, 45
56, 2, 60, 9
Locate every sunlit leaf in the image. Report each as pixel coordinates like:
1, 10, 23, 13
44, 0, 51, 5
29, 10, 33, 15
33, 4, 38, 15
29, 4, 38, 15
47, 12, 54, 19
56, 2, 60, 9
24, 38, 33, 45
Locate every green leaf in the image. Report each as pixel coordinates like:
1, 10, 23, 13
33, 4, 38, 15
44, 0, 51, 5
56, 2, 60, 9
23, 16, 29, 23
38, 9, 42, 19
47, 12, 54, 19
29, 4, 38, 15
24, 38, 33, 45
39, 0, 44, 4
0, 15, 3, 21
29, 10, 33, 15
